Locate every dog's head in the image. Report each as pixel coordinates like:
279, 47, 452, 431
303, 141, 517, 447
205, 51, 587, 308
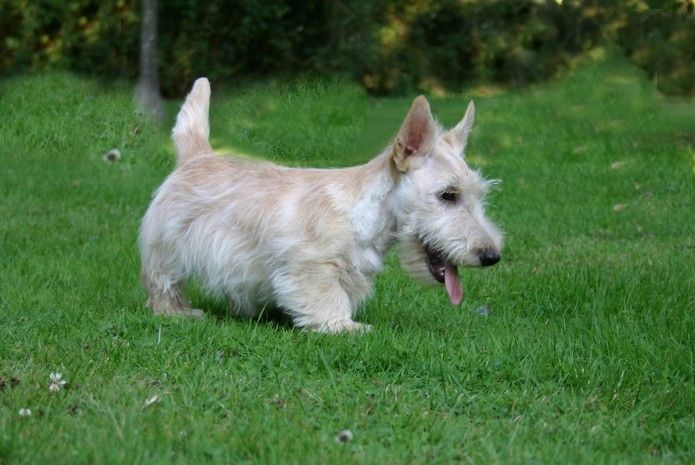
392, 96, 504, 305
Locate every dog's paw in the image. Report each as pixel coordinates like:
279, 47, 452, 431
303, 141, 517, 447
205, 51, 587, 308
351, 322, 372, 333
312, 319, 371, 334
188, 308, 206, 319
154, 308, 206, 319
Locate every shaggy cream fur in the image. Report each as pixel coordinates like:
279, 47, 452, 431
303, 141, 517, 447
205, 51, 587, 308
139, 78, 503, 332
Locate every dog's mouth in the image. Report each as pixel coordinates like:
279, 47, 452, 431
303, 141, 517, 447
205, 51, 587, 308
424, 244, 463, 306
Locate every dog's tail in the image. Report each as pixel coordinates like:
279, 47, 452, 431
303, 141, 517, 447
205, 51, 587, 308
172, 77, 212, 166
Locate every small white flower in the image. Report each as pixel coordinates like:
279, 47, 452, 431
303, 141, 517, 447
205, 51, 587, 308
18, 408, 32, 417
102, 148, 121, 162
144, 395, 159, 407
48, 372, 67, 392
334, 429, 353, 444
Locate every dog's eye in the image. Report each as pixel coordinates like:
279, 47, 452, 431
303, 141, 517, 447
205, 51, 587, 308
439, 191, 458, 203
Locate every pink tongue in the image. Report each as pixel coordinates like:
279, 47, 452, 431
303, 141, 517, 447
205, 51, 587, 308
444, 263, 463, 305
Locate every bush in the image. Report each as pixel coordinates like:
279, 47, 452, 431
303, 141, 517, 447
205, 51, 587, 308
618, 5, 695, 96
156, 0, 379, 95
360, 0, 695, 95
0, 0, 693, 96
0, 0, 139, 79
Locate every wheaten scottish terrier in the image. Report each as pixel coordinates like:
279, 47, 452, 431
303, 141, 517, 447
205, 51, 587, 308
139, 78, 503, 333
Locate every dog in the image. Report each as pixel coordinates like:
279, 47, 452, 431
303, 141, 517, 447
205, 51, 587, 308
139, 78, 503, 333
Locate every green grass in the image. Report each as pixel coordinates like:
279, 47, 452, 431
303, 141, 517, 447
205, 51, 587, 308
1, 58, 694, 464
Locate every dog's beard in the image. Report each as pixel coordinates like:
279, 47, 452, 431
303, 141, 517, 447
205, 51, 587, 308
398, 235, 464, 305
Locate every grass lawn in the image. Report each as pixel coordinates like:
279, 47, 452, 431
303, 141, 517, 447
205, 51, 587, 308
1, 58, 694, 464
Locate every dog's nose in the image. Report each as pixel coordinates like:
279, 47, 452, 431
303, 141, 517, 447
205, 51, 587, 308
479, 250, 501, 267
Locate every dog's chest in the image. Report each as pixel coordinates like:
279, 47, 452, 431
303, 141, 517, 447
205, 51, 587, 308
347, 172, 396, 277
353, 220, 395, 275
350, 216, 396, 278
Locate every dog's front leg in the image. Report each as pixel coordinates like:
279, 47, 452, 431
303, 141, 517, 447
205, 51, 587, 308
273, 269, 370, 334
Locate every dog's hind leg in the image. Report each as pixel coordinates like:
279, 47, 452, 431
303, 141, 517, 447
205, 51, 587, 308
140, 270, 205, 319
139, 218, 205, 318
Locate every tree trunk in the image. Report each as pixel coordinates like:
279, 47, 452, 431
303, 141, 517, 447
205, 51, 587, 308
134, 0, 164, 121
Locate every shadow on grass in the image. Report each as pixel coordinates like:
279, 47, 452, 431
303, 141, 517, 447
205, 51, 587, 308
186, 282, 294, 329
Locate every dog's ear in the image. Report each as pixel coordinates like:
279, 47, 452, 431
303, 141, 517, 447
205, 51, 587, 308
445, 101, 475, 156
393, 96, 436, 172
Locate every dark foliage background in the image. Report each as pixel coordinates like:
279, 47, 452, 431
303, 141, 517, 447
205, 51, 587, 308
1, 0, 693, 96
